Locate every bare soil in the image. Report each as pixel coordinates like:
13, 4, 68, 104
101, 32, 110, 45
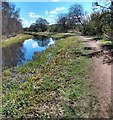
80, 36, 112, 118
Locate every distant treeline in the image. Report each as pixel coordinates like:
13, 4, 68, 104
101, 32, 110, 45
2, 1, 113, 41
24, 2, 113, 41
2, 2, 22, 38
24, 4, 84, 33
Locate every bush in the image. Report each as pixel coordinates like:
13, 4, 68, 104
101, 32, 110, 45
49, 25, 68, 33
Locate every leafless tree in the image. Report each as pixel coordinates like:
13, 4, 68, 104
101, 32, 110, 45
2, 2, 22, 38
68, 3, 84, 28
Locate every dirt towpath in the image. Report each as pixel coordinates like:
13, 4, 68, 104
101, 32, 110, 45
80, 36, 112, 118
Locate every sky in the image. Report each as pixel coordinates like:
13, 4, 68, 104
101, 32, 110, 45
14, 2, 94, 28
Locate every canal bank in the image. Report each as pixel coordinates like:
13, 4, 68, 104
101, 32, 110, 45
1, 34, 33, 48
2, 33, 97, 119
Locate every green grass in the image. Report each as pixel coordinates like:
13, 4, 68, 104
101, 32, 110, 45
1, 34, 33, 48
92, 36, 103, 41
99, 39, 112, 45
92, 36, 113, 46
2, 33, 97, 119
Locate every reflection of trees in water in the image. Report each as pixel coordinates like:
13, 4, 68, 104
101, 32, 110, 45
2, 37, 54, 67
33, 36, 50, 47
2, 42, 25, 67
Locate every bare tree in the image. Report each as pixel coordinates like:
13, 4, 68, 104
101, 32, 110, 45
68, 3, 84, 29
56, 13, 69, 32
2, 2, 22, 38
57, 14, 68, 26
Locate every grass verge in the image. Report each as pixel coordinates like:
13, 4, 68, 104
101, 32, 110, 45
2, 33, 97, 119
1, 34, 33, 48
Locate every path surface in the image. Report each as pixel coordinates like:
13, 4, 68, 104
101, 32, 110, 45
80, 36, 112, 118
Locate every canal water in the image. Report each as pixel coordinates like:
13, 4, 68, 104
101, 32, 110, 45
2, 36, 55, 67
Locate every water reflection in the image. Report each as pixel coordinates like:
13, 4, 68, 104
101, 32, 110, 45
2, 42, 25, 67
2, 37, 55, 67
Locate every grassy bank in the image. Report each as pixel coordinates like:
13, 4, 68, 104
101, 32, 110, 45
2, 33, 97, 119
1, 34, 33, 48
92, 36, 113, 46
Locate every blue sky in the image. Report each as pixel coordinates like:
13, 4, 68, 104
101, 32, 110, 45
14, 2, 94, 28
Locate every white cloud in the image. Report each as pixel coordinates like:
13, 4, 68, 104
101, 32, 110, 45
45, 14, 55, 24
45, 7, 66, 15
50, 10, 57, 15
48, 15, 54, 18
45, 7, 66, 24
24, 40, 29, 45
29, 12, 40, 18
21, 17, 35, 28
45, 11, 49, 15
50, 7, 66, 15
46, 17, 55, 25
55, 7, 66, 11
32, 43, 38, 48
52, 0, 60, 2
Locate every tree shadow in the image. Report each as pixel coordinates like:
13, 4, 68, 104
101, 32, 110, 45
101, 44, 113, 64
92, 36, 103, 41
72, 45, 113, 65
